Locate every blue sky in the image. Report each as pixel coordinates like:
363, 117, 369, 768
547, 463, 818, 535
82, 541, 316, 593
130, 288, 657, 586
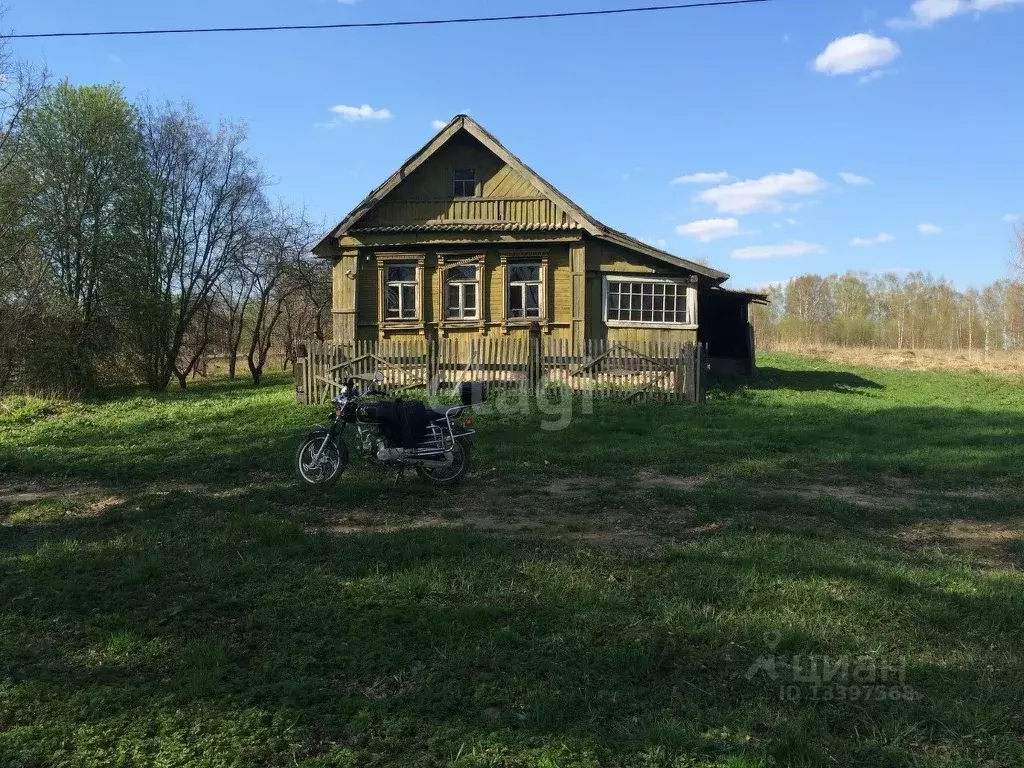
7, 0, 1024, 290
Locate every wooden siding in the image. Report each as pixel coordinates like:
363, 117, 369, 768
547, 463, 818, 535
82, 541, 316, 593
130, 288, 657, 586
362, 199, 573, 228
334, 235, 704, 349
337, 245, 575, 344
586, 237, 663, 275
359, 133, 575, 229
388, 133, 537, 200
605, 327, 698, 345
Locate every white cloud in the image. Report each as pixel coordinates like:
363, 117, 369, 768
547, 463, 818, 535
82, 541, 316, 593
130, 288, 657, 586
840, 172, 872, 185
731, 241, 827, 261
431, 119, 448, 130
850, 233, 896, 247
814, 33, 901, 76
1003, 213, 1021, 222
918, 223, 944, 235
671, 171, 731, 185
696, 170, 826, 215
328, 104, 393, 122
640, 237, 669, 250
676, 218, 742, 242
895, 0, 967, 26
890, 0, 1024, 27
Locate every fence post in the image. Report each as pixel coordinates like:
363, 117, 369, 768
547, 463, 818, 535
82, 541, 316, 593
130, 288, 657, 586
427, 331, 439, 398
696, 343, 708, 404
681, 342, 694, 402
294, 342, 309, 405
528, 323, 542, 395
675, 344, 687, 400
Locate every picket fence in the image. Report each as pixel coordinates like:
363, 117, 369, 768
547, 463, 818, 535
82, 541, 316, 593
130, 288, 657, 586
293, 335, 707, 405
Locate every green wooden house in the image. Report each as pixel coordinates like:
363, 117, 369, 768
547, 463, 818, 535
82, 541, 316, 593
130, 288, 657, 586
313, 115, 764, 374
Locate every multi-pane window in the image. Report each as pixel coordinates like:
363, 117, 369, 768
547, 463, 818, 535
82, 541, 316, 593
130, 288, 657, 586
385, 264, 418, 320
606, 280, 689, 325
453, 168, 477, 198
446, 265, 479, 320
507, 263, 542, 319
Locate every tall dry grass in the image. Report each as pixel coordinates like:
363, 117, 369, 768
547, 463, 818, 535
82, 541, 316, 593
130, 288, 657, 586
762, 343, 1024, 375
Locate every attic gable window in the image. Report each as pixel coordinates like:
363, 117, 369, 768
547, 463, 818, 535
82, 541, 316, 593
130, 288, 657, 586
453, 169, 477, 198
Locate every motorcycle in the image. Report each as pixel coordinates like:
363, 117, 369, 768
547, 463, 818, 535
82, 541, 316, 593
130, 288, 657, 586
295, 373, 487, 488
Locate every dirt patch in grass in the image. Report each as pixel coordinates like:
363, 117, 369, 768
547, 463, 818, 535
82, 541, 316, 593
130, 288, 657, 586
898, 519, 1024, 568
787, 483, 915, 510
306, 477, 717, 557
315, 508, 670, 557
543, 475, 613, 497
637, 472, 709, 492
0, 482, 101, 507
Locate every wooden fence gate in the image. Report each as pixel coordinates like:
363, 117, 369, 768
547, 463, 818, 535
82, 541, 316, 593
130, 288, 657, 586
294, 333, 707, 406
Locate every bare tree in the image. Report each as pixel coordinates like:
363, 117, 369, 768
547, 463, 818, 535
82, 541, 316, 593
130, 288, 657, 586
122, 102, 267, 391
245, 207, 316, 385
173, 293, 216, 388
279, 255, 332, 370
0, 12, 45, 178
215, 263, 255, 380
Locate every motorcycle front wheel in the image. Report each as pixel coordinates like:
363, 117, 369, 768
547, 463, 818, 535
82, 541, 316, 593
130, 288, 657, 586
416, 441, 471, 488
295, 433, 348, 486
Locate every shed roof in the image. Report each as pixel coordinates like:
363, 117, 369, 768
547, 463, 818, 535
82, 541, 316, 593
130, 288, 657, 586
314, 115, 729, 283
704, 286, 770, 304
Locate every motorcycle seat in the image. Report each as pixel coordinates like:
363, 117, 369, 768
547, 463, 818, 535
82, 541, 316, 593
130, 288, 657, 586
427, 405, 467, 421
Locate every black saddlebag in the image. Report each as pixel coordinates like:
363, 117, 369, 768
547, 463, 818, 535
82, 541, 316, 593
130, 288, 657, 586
373, 401, 431, 449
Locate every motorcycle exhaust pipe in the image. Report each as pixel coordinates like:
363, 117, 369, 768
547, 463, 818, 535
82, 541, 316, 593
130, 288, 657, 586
414, 452, 454, 469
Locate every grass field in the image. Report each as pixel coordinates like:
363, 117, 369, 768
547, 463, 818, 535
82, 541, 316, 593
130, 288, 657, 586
1, 353, 1023, 767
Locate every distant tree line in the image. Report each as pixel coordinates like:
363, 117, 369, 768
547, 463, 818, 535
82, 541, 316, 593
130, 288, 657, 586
0, 32, 330, 396
752, 265, 1024, 355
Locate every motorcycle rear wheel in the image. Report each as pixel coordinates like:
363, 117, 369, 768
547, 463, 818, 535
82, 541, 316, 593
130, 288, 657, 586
416, 441, 471, 488
295, 434, 348, 486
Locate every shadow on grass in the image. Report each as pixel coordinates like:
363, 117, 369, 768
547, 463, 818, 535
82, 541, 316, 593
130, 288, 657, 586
713, 366, 884, 395
0, 486, 1021, 767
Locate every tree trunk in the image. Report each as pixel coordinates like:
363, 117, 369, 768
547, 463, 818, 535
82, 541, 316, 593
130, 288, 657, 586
248, 357, 263, 386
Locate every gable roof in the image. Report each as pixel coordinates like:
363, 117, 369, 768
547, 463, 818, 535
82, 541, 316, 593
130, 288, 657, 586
315, 115, 729, 283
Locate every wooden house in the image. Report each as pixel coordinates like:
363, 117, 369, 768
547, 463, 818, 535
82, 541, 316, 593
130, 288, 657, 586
313, 115, 764, 375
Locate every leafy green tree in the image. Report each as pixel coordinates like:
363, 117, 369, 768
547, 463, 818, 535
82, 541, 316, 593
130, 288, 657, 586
16, 81, 143, 392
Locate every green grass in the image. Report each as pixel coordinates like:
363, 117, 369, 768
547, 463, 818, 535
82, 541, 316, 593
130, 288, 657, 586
1, 355, 1023, 767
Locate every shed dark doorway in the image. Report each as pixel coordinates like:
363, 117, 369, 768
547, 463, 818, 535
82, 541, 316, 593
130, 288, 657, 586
698, 290, 759, 376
